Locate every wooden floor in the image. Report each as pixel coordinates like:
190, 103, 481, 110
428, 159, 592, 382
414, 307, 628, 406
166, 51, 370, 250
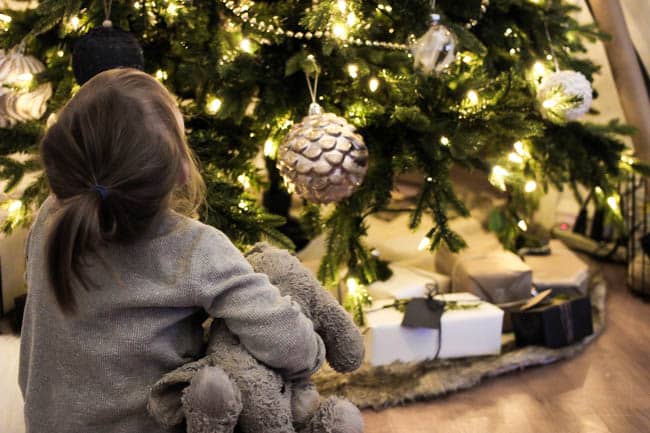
362, 263, 650, 433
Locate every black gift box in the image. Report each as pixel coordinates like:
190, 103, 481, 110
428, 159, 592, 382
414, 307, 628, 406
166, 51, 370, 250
511, 296, 593, 348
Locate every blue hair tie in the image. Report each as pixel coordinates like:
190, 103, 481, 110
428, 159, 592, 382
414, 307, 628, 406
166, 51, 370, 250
93, 184, 109, 200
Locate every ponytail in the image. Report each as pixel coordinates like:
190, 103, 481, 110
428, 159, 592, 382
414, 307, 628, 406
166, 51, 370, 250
46, 193, 103, 314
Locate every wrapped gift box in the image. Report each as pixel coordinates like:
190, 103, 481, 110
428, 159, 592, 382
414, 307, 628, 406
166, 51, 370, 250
434, 217, 532, 303
367, 265, 450, 300
511, 296, 593, 348
437, 248, 532, 303
364, 293, 503, 366
524, 240, 589, 296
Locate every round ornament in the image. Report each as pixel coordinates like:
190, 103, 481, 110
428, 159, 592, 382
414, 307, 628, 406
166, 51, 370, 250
72, 20, 144, 85
537, 70, 593, 124
0, 48, 45, 88
0, 47, 51, 127
277, 103, 369, 204
0, 84, 52, 127
411, 14, 457, 75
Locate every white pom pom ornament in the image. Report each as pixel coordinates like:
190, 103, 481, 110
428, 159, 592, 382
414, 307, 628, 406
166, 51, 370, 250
537, 70, 593, 124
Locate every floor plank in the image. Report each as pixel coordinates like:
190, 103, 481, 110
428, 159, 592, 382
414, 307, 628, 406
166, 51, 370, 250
361, 264, 650, 433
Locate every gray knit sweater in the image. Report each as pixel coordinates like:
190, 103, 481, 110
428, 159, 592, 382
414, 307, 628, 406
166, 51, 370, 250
19, 197, 324, 433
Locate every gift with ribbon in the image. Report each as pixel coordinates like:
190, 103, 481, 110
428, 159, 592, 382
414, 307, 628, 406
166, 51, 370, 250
510, 290, 594, 348
366, 265, 451, 300
434, 217, 533, 304
363, 291, 503, 366
523, 240, 590, 297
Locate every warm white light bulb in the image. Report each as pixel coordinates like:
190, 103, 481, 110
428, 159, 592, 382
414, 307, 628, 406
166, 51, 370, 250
542, 98, 557, 109
207, 97, 222, 114
347, 64, 358, 79
524, 180, 538, 193
332, 23, 347, 39
490, 165, 509, 191
264, 139, 276, 157
337, 0, 347, 13
0, 14, 11, 24
70, 15, 80, 30
237, 174, 251, 190
240, 38, 252, 53
607, 196, 618, 212
518, 220, 528, 231
56, 50, 64, 57
346, 277, 359, 295
467, 90, 479, 105
440, 136, 450, 146
508, 152, 524, 164
418, 237, 431, 251
166, 2, 178, 15
533, 62, 546, 77
369, 77, 379, 92
347, 12, 357, 26
8, 200, 22, 214
513, 140, 529, 157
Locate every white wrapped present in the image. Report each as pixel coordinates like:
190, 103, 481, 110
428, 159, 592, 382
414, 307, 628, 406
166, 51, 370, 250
524, 240, 589, 296
364, 293, 504, 366
367, 265, 450, 300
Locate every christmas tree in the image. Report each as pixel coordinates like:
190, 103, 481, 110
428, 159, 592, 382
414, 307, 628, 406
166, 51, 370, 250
0, 0, 640, 295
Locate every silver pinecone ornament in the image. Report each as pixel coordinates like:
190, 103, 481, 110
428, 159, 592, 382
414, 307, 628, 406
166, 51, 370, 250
537, 70, 593, 124
411, 14, 457, 75
278, 103, 368, 204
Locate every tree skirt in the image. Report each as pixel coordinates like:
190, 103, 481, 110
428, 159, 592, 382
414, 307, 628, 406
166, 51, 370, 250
313, 275, 607, 410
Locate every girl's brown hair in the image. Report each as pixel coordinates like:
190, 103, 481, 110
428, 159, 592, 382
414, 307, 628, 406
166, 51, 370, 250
40, 68, 205, 314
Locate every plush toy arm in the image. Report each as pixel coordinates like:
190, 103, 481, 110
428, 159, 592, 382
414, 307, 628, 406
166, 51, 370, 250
147, 356, 212, 428
245, 243, 365, 373
182, 366, 243, 433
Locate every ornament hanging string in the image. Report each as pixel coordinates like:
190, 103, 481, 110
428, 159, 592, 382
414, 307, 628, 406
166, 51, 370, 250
543, 19, 560, 73
304, 69, 319, 105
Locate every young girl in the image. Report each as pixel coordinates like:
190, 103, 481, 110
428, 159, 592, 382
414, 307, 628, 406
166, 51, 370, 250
19, 68, 324, 433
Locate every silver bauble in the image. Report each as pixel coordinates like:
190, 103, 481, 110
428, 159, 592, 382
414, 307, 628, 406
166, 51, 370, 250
537, 70, 593, 124
278, 103, 368, 204
0, 47, 51, 127
0, 48, 45, 87
411, 14, 457, 75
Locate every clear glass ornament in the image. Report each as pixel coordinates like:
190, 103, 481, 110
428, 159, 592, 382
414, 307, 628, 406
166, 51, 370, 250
411, 14, 457, 75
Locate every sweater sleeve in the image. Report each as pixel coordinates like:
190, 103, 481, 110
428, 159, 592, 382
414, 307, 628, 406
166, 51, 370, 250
190, 227, 324, 378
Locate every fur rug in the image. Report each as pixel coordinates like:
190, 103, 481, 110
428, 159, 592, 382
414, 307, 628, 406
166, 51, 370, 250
314, 275, 607, 410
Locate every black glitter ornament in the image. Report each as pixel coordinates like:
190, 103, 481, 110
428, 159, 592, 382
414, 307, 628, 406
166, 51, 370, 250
72, 20, 144, 85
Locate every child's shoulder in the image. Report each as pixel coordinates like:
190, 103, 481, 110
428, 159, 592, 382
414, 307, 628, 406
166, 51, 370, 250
165, 211, 232, 248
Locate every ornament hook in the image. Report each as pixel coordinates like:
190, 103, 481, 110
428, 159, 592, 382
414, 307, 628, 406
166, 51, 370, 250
304, 55, 320, 110
102, 0, 113, 27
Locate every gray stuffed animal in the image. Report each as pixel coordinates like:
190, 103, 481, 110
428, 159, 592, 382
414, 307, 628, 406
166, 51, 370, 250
147, 243, 365, 433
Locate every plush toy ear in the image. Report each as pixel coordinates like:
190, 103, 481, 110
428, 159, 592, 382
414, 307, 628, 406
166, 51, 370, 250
147, 357, 212, 428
